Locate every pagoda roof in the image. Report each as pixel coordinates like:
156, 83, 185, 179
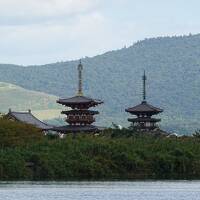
128, 117, 161, 122
52, 125, 103, 133
57, 95, 103, 107
61, 110, 99, 115
126, 101, 163, 115
7, 110, 54, 130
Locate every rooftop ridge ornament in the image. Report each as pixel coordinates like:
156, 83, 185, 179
143, 70, 147, 102
77, 59, 83, 96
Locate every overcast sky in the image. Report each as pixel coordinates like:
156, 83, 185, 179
0, 0, 199, 65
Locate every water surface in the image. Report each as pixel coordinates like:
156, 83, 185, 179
0, 181, 199, 200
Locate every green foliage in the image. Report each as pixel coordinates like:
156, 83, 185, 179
0, 119, 200, 180
0, 118, 43, 148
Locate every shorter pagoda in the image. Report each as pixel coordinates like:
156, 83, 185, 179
54, 61, 103, 133
125, 71, 163, 131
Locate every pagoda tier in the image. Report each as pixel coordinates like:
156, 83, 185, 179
57, 96, 103, 109
126, 101, 163, 130
128, 117, 161, 123
61, 110, 99, 115
126, 101, 163, 115
57, 96, 102, 126
125, 71, 163, 131
128, 115, 161, 130
55, 61, 103, 133
62, 110, 99, 125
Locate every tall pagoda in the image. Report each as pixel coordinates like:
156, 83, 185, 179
54, 61, 103, 133
125, 71, 163, 131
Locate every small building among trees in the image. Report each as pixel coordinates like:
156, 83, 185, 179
6, 109, 54, 131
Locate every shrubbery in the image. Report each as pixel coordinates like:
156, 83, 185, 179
0, 119, 200, 180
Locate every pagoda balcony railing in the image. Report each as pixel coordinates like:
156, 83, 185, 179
133, 122, 159, 130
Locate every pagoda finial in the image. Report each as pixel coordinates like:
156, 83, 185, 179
77, 59, 83, 96
143, 70, 147, 102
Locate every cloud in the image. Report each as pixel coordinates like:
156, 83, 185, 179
0, 0, 113, 64
0, 0, 100, 25
0, 0, 199, 65
0, 10, 112, 64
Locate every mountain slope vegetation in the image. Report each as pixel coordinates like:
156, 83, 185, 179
0, 34, 200, 133
0, 82, 61, 120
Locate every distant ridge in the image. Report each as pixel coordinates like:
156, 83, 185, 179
0, 34, 200, 133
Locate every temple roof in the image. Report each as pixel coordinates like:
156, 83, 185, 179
126, 101, 163, 115
57, 95, 103, 107
52, 125, 103, 133
7, 110, 54, 130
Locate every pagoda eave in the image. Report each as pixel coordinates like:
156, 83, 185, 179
52, 125, 102, 133
125, 101, 163, 115
58, 103, 100, 108
126, 111, 162, 116
61, 110, 99, 115
128, 118, 161, 122
57, 100, 103, 109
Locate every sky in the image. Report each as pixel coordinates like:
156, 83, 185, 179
0, 0, 200, 65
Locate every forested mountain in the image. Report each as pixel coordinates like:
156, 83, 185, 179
0, 34, 200, 134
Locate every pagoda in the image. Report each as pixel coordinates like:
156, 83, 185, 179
54, 61, 103, 133
125, 71, 163, 131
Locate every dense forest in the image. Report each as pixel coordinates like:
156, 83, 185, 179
0, 34, 200, 133
1, 118, 200, 180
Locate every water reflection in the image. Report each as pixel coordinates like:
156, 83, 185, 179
0, 181, 199, 200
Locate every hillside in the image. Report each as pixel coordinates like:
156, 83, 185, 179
0, 34, 200, 133
0, 82, 62, 121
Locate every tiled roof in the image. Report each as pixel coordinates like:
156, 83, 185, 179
128, 117, 161, 122
8, 111, 54, 130
52, 125, 102, 133
57, 95, 103, 105
61, 110, 99, 115
126, 101, 163, 114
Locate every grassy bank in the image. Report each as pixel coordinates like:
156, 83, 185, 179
0, 119, 200, 180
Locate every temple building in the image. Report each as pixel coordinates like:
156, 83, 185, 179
7, 109, 54, 131
125, 71, 163, 131
53, 61, 103, 133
